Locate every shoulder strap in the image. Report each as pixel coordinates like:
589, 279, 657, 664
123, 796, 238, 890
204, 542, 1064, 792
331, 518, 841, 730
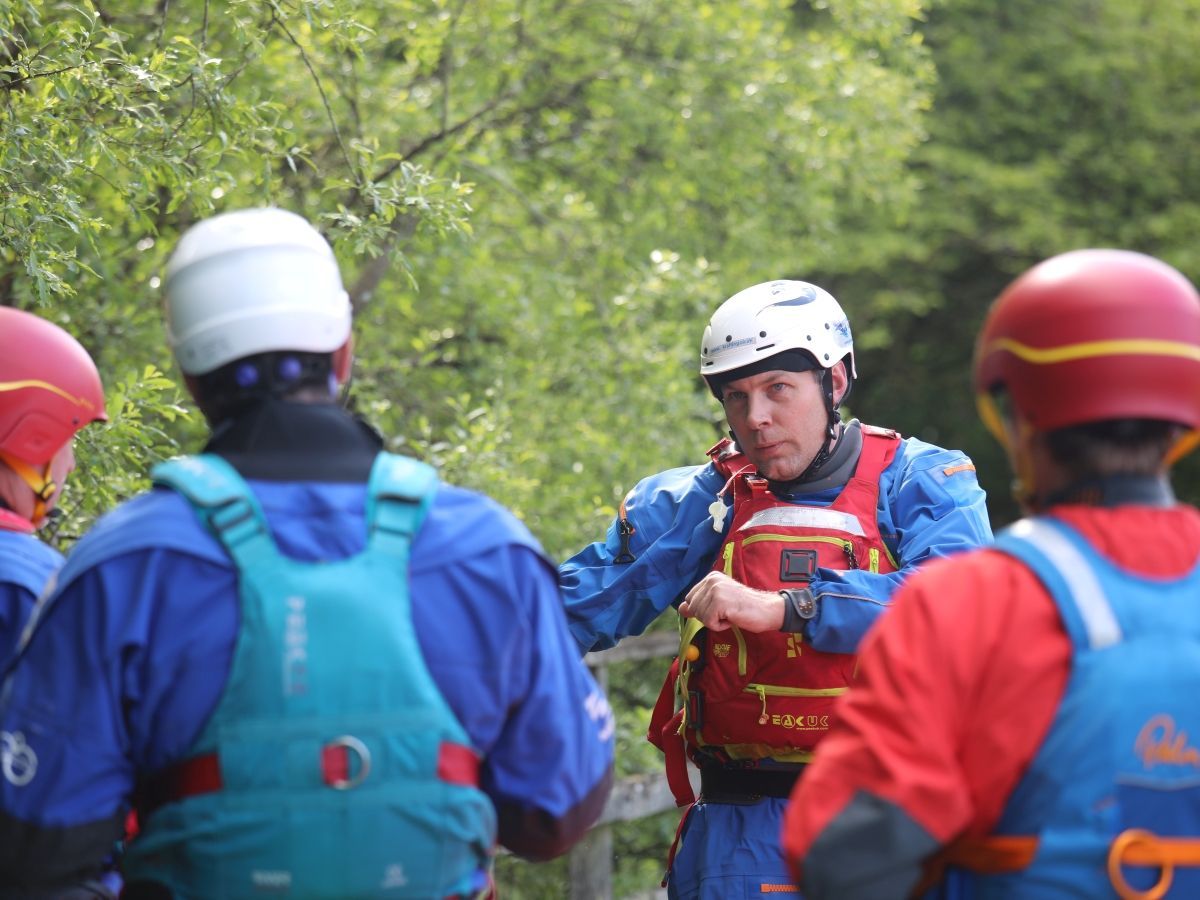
707, 437, 750, 481
859, 423, 900, 440
994, 517, 1123, 651
152, 454, 279, 567
365, 453, 438, 557
852, 426, 901, 482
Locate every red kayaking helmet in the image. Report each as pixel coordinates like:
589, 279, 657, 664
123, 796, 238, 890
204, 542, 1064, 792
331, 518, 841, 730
974, 249, 1200, 451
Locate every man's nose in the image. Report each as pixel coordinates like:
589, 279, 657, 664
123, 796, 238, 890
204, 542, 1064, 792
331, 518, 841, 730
746, 393, 772, 429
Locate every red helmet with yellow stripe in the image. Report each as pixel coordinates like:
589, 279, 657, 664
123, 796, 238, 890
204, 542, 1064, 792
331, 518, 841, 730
0, 308, 106, 518
974, 249, 1200, 448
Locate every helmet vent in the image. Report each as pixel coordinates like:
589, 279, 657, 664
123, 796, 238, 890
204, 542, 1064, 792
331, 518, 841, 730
756, 343, 777, 353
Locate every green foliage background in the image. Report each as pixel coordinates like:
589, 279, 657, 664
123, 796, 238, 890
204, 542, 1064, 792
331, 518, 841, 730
3, 0, 1198, 895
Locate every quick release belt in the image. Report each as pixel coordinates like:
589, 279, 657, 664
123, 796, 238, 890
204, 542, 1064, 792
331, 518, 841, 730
699, 764, 803, 803
135, 739, 481, 819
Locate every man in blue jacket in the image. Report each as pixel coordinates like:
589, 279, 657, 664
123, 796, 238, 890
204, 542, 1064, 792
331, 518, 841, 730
561, 279, 992, 899
0, 207, 615, 899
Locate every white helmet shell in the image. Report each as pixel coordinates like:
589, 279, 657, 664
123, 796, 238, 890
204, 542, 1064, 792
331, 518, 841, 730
699, 280, 856, 378
164, 207, 352, 375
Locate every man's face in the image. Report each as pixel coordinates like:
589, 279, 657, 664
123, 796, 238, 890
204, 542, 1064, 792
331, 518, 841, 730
721, 367, 836, 482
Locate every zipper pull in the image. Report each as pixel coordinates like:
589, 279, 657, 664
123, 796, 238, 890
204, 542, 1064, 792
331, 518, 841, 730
756, 685, 769, 725
614, 517, 636, 564
844, 541, 859, 569
614, 496, 636, 564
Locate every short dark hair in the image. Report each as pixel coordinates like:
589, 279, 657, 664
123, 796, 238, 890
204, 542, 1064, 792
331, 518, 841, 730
192, 350, 335, 424
1044, 419, 1182, 478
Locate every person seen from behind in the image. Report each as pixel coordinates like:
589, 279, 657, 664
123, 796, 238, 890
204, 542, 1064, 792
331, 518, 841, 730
0, 207, 615, 899
0, 307, 105, 671
784, 249, 1200, 899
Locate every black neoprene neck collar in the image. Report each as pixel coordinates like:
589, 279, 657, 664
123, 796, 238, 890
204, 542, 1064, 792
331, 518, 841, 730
1042, 473, 1175, 509
767, 419, 864, 499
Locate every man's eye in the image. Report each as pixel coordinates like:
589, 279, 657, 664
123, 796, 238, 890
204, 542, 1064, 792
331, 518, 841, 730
725, 392, 745, 402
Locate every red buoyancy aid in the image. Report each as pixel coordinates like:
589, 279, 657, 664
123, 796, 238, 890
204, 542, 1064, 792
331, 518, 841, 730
650, 425, 900, 802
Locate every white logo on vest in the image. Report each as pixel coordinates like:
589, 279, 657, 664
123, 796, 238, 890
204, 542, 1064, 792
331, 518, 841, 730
381, 864, 409, 889
1, 731, 37, 786
283, 594, 309, 696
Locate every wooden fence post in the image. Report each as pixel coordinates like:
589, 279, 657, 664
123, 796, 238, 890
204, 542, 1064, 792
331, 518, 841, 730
568, 824, 614, 900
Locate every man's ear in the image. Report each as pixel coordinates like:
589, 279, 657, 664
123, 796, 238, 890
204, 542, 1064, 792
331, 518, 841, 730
182, 374, 216, 424
332, 337, 354, 386
830, 360, 850, 406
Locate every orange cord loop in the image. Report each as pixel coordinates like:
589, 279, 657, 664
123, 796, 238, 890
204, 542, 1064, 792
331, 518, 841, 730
1107, 829, 1175, 900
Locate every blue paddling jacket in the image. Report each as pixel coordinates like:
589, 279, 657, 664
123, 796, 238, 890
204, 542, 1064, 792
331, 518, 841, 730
0, 401, 614, 898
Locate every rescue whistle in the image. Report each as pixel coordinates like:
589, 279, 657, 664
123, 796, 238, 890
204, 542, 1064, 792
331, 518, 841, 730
684, 644, 701, 662
709, 499, 726, 532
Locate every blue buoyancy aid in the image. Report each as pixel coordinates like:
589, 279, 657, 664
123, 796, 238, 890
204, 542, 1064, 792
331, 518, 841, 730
123, 453, 495, 899
959, 516, 1200, 899
0, 529, 61, 673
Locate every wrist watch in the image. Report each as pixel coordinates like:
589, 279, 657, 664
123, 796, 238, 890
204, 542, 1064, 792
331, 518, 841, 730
780, 587, 817, 620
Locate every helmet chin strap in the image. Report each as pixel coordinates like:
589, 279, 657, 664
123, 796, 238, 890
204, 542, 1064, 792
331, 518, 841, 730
0, 451, 56, 524
1007, 418, 1043, 513
796, 368, 843, 482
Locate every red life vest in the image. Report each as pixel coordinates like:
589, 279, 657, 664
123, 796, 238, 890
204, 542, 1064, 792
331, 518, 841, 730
650, 425, 900, 803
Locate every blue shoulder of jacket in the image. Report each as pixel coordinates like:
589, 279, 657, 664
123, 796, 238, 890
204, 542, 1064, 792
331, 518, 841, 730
0, 530, 63, 594
57, 479, 550, 590
886, 434, 986, 514
892, 434, 976, 472
887, 435, 980, 489
58, 487, 224, 588
411, 481, 549, 573
624, 463, 724, 510
620, 441, 972, 511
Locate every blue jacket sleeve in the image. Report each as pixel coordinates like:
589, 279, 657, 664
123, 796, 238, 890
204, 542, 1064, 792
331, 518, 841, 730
802, 439, 992, 653
560, 463, 729, 653
465, 544, 614, 859
0, 545, 232, 892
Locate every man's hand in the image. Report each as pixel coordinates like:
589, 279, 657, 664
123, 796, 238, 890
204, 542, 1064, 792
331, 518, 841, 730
679, 572, 785, 633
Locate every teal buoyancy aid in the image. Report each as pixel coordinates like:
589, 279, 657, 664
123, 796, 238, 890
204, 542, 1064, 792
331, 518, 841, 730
954, 516, 1200, 899
123, 453, 495, 899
